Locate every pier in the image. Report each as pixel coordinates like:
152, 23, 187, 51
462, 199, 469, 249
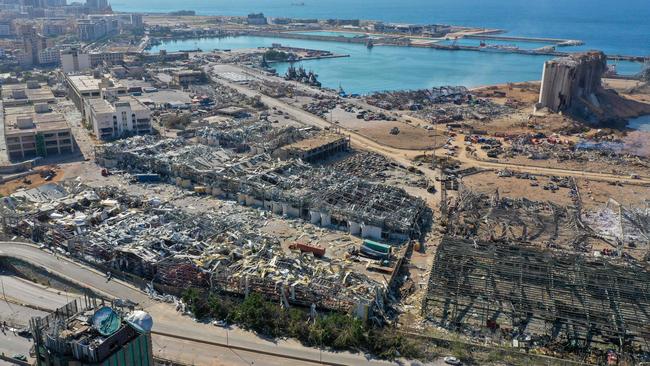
464, 34, 584, 45
241, 30, 648, 64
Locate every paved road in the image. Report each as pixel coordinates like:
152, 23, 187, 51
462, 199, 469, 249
0, 301, 41, 365
0, 241, 403, 366
0, 273, 79, 310
0, 330, 32, 364
0, 275, 322, 366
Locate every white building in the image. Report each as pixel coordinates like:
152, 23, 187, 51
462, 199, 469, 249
64, 74, 128, 115
85, 96, 152, 140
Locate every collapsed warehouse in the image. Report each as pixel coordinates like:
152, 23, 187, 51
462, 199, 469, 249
1, 182, 388, 316
425, 237, 650, 351
426, 185, 650, 352
94, 133, 431, 241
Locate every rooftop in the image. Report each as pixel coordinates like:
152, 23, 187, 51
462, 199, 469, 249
283, 132, 347, 152
1, 83, 56, 105
88, 96, 150, 114
3, 105, 69, 135
67, 74, 126, 93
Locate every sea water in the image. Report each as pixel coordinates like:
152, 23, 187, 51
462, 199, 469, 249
129, 0, 649, 127
150, 36, 642, 93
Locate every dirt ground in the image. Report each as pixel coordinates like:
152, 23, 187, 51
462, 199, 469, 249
0, 166, 64, 196
329, 108, 444, 150
471, 80, 650, 135
577, 178, 650, 210
460, 171, 575, 206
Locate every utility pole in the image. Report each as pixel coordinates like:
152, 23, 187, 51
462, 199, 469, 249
0, 275, 6, 303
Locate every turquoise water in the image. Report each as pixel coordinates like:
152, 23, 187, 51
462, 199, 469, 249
134, 0, 649, 128
151, 36, 643, 94
629, 115, 650, 132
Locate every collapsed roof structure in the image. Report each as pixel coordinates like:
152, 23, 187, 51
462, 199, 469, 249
2, 182, 387, 315
427, 184, 650, 352
425, 236, 650, 351
94, 134, 431, 241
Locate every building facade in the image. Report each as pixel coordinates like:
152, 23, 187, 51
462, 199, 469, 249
86, 96, 152, 140
2, 83, 73, 160
61, 47, 91, 73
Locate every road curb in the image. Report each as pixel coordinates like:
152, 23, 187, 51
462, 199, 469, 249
152, 330, 349, 366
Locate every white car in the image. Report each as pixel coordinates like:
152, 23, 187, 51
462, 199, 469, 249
443, 356, 462, 366
212, 320, 227, 327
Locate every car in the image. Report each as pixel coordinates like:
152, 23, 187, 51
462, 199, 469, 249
16, 328, 32, 338
212, 320, 227, 327
444, 356, 462, 365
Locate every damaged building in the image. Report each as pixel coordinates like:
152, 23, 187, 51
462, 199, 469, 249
427, 184, 650, 352
2, 183, 391, 317
93, 133, 430, 241
30, 297, 154, 366
538, 52, 607, 114
424, 236, 650, 351
535, 51, 640, 125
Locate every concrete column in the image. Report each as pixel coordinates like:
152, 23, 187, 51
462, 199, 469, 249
349, 221, 361, 235
320, 212, 331, 227
309, 210, 321, 225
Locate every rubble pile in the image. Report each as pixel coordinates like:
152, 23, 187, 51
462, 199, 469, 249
366, 86, 512, 123
366, 86, 471, 109
583, 199, 650, 248
1, 183, 386, 313
195, 121, 313, 151
328, 151, 427, 187
504, 135, 650, 170
301, 98, 395, 121
446, 187, 607, 253
302, 98, 338, 118
94, 136, 432, 240
190, 84, 263, 110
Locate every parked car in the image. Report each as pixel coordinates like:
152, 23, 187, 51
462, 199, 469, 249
444, 356, 462, 366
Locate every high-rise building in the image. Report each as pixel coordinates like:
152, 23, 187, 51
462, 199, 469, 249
30, 297, 154, 366
18, 25, 51, 66
61, 47, 91, 73
86, 0, 109, 10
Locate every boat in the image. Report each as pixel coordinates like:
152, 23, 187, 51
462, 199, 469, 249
366, 39, 374, 49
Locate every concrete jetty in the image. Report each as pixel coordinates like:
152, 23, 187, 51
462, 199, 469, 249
242, 30, 647, 64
